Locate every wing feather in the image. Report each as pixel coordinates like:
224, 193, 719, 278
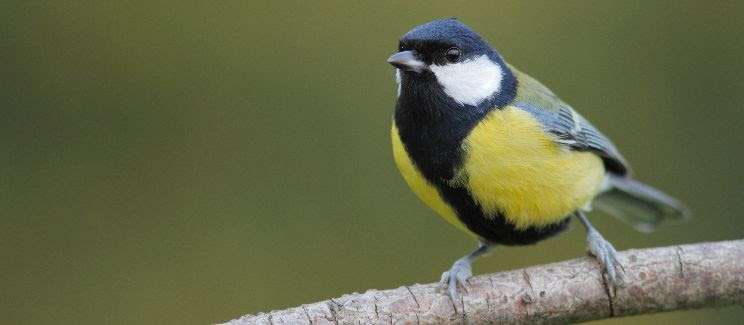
509, 66, 630, 176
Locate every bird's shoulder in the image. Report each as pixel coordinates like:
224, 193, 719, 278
504, 65, 631, 175
510, 64, 567, 113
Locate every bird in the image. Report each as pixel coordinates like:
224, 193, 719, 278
387, 18, 689, 300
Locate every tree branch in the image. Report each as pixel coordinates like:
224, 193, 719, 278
223, 239, 744, 324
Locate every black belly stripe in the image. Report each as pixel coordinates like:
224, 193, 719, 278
394, 61, 570, 245
435, 181, 570, 245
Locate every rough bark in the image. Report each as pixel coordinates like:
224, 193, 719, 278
223, 239, 744, 324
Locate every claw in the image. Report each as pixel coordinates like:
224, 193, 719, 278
440, 258, 473, 301
439, 243, 492, 301
586, 230, 625, 288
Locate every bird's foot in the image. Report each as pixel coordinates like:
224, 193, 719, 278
586, 229, 625, 291
439, 257, 473, 301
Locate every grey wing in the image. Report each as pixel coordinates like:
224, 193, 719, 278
515, 101, 630, 176
507, 66, 629, 175
509, 66, 630, 175
517, 101, 691, 233
507, 67, 690, 233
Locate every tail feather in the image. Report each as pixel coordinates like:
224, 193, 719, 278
594, 176, 690, 233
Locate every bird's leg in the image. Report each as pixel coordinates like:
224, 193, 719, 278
575, 211, 625, 289
439, 242, 493, 301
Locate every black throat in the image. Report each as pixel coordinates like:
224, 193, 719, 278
394, 66, 516, 182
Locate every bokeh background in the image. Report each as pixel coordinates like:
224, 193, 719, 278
2, 1, 743, 324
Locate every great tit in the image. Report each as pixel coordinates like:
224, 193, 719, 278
387, 18, 689, 299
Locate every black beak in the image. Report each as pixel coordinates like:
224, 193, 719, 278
387, 50, 426, 73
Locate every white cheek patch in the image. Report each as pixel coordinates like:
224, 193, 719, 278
429, 55, 503, 106
395, 69, 402, 97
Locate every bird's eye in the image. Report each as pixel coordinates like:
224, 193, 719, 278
445, 47, 461, 63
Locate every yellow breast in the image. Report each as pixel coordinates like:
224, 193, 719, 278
458, 106, 606, 229
391, 123, 471, 234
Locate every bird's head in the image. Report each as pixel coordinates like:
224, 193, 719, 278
388, 18, 511, 108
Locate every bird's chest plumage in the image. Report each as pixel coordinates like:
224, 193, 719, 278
393, 106, 605, 231
458, 106, 607, 229
391, 75, 587, 244
392, 110, 575, 245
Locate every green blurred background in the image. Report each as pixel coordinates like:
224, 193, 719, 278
2, 1, 743, 324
